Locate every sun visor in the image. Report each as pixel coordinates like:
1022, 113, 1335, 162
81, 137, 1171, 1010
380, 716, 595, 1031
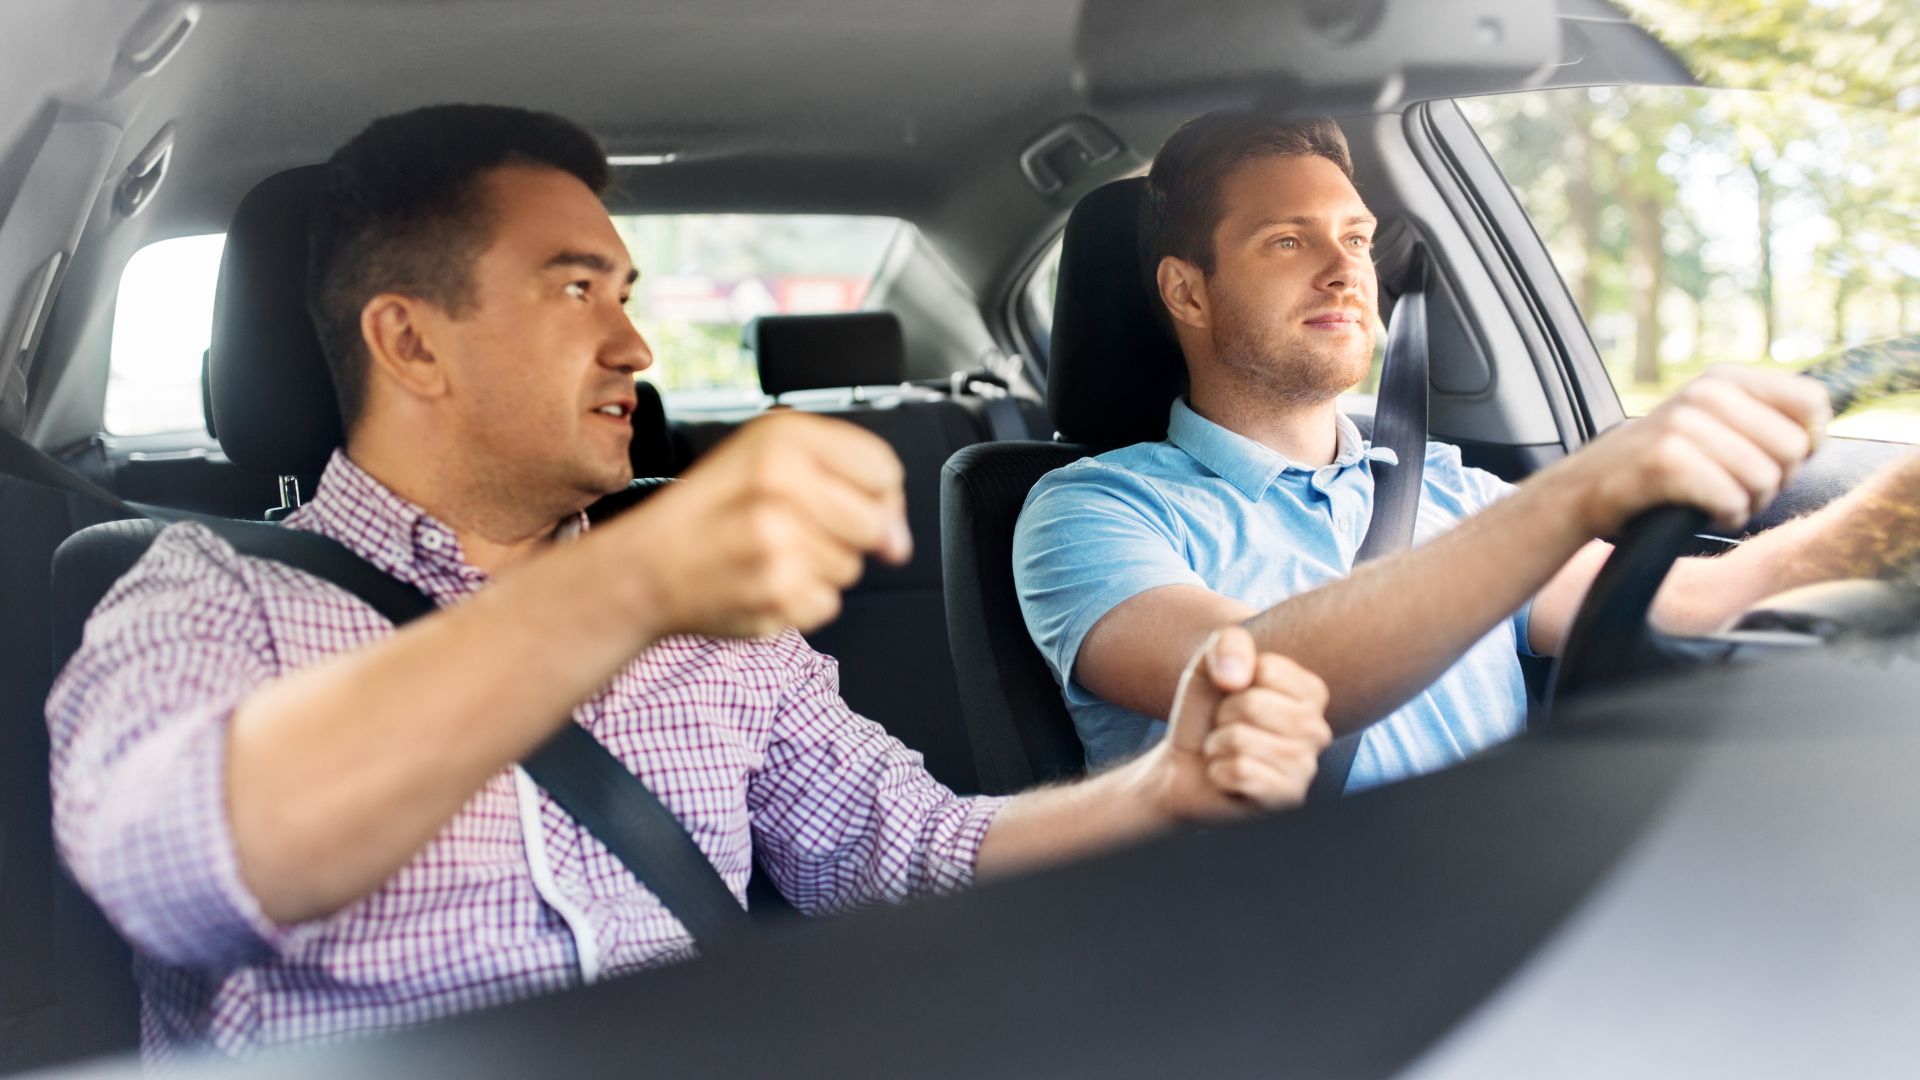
1073, 0, 1562, 112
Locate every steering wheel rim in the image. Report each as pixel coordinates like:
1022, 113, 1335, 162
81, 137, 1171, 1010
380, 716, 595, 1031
1537, 334, 1920, 724
1541, 505, 1710, 721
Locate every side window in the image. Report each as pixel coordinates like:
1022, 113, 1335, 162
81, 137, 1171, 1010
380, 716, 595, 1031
104, 217, 906, 433
107, 232, 225, 436
1023, 237, 1064, 342
1461, 86, 1920, 442
610, 214, 903, 409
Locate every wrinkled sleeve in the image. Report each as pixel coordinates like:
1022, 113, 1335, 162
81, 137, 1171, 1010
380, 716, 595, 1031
46, 523, 287, 972
1012, 462, 1206, 703
745, 632, 1008, 915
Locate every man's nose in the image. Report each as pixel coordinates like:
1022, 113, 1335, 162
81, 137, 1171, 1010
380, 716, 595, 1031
1316, 245, 1369, 295
603, 309, 654, 374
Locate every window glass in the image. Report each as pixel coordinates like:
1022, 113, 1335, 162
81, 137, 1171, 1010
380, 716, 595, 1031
1025, 237, 1063, 340
105, 217, 904, 434
1461, 85, 1920, 441
611, 214, 904, 409
106, 232, 224, 435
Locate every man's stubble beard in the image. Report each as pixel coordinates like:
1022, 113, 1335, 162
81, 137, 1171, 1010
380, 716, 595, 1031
1209, 293, 1375, 409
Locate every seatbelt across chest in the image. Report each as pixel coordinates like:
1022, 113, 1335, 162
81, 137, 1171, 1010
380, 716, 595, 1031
1306, 249, 1432, 803
0, 429, 749, 949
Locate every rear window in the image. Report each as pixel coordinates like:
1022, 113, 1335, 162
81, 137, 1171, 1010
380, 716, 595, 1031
612, 214, 904, 410
106, 214, 905, 435
106, 232, 224, 436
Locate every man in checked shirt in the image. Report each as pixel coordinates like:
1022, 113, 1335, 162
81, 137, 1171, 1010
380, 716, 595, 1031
46, 104, 1334, 1059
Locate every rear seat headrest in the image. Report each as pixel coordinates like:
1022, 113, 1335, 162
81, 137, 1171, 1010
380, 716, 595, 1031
1048, 177, 1188, 449
208, 164, 340, 478
747, 312, 905, 397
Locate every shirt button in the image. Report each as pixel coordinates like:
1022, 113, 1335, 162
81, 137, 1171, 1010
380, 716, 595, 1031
420, 531, 444, 551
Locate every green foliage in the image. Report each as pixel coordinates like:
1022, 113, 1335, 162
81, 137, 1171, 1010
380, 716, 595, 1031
1462, 4, 1919, 424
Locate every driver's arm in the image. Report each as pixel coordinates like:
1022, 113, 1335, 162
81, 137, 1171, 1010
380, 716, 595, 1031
1064, 368, 1825, 733
1074, 484, 1589, 734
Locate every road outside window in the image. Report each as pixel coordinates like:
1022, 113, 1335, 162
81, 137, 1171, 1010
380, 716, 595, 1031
1463, 84, 1920, 442
106, 215, 904, 435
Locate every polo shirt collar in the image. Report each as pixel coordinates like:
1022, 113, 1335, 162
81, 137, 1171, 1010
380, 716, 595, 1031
1165, 397, 1398, 501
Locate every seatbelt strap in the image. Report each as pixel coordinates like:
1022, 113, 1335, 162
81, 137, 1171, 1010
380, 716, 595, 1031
980, 394, 1030, 441
1307, 248, 1432, 803
0, 427, 749, 948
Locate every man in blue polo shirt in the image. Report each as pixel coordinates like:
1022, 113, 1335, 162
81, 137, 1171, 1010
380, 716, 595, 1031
1015, 112, 1920, 792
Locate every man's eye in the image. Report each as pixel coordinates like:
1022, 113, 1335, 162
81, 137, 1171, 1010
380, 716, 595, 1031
1348, 236, 1373, 249
565, 281, 590, 300
1274, 236, 1299, 250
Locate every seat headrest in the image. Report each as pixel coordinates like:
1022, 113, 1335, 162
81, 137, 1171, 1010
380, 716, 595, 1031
628, 379, 677, 478
1047, 177, 1188, 449
747, 312, 905, 397
208, 165, 340, 478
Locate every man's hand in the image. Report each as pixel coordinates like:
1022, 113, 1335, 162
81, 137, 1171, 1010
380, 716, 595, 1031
610, 411, 913, 639
973, 627, 1332, 879
1134, 626, 1333, 821
1553, 365, 1831, 536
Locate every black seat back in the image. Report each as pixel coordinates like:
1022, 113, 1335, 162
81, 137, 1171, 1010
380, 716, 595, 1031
745, 312, 986, 792
939, 177, 1188, 794
939, 442, 1089, 793
0, 167, 336, 1070
0, 478, 139, 1072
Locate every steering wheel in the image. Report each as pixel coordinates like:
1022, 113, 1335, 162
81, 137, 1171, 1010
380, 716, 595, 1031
1543, 505, 1712, 711
1541, 333, 1920, 721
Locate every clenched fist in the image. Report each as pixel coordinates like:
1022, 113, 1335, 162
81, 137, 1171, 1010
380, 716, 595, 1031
609, 410, 912, 639
1138, 626, 1333, 821
1556, 365, 1831, 536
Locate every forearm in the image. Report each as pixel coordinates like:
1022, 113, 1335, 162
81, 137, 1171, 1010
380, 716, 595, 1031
1243, 480, 1589, 732
973, 756, 1166, 879
1655, 453, 1920, 634
228, 527, 666, 924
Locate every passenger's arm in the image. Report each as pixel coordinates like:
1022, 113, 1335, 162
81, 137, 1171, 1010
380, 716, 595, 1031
975, 628, 1330, 878
1074, 369, 1830, 731
223, 414, 911, 924
65, 413, 905, 930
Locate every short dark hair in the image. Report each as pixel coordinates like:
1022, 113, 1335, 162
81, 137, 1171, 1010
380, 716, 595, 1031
307, 103, 609, 429
1145, 112, 1353, 278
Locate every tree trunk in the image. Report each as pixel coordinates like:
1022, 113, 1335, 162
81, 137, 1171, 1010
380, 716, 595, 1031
1752, 161, 1777, 361
1632, 194, 1666, 386
1567, 113, 1602, 318
1830, 223, 1854, 349
1833, 276, 1853, 348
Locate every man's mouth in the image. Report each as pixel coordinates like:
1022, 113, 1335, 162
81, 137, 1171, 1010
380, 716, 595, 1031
1303, 311, 1361, 329
592, 401, 634, 422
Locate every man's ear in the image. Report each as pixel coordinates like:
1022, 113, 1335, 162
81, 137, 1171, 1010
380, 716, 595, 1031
1156, 256, 1210, 333
359, 293, 450, 402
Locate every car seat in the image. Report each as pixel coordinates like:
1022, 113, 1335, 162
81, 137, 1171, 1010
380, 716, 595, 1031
939, 177, 1188, 794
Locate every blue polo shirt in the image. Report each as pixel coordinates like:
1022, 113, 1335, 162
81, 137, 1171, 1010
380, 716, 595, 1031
1013, 398, 1532, 793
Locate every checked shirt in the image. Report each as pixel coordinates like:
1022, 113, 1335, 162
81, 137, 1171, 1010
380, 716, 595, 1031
47, 450, 1005, 1058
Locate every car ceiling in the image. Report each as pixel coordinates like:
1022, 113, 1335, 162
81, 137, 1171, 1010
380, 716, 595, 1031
5, 0, 1676, 446
67, 0, 1097, 284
